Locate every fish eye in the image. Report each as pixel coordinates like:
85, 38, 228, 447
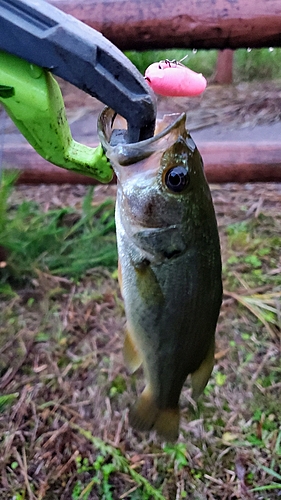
164, 166, 190, 193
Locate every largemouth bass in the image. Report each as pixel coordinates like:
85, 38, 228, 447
98, 109, 222, 441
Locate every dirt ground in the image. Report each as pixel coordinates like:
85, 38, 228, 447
0, 180, 281, 500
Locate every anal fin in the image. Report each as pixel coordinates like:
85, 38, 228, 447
191, 338, 215, 401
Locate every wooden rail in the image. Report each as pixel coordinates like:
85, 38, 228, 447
4, 141, 281, 184
49, 0, 281, 50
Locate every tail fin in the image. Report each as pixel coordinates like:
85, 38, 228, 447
153, 408, 180, 442
129, 386, 180, 441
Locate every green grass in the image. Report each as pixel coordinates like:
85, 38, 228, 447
235, 48, 281, 81
0, 171, 18, 233
125, 47, 281, 82
0, 177, 117, 288
70, 423, 167, 500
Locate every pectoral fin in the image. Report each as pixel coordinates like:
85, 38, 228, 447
123, 325, 142, 373
134, 226, 186, 260
135, 265, 164, 307
118, 259, 123, 296
191, 338, 215, 401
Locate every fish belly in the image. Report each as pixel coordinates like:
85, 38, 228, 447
117, 208, 222, 439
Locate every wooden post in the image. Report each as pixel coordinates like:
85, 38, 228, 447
212, 50, 234, 85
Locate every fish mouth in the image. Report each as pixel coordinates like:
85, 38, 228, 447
97, 108, 187, 167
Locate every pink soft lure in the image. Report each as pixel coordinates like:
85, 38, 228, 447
145, 60, 207, 97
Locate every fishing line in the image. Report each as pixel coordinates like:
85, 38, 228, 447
178, 54, 190, 64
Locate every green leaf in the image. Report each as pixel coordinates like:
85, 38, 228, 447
0, 393, 19, 412
258, 464, 281, 481
250, 483, 281, 492
215, 372, 227, 386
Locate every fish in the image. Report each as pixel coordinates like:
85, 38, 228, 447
98, 109, 222, 441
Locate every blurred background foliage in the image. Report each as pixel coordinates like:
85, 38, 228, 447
125, 47, 281, 82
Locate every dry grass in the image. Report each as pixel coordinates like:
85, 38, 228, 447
156, 80, 281, 130
0, 183, 281, 500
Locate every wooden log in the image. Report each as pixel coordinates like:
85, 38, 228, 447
4, 141, 281, 184
49, 0, 281, 50
200, 142, 281, 183
15, 166, 103, 186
